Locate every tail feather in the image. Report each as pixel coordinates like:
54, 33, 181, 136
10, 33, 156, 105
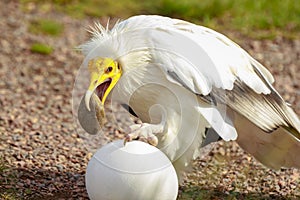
234, 110, 300, 169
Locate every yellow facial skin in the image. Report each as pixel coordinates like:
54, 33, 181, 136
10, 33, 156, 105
85, 57, 122, 111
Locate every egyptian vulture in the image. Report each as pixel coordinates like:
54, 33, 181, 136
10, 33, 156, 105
77, 15, 300, 178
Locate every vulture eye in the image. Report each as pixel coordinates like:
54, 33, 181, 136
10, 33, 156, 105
106, 66, 113, 73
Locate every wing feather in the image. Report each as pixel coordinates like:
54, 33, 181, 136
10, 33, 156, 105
213, 80, 288, 132
132, 16, 300, 141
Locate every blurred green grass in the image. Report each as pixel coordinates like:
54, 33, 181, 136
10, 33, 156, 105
29, 19, 64, 36
21, 0, 300, 39
30, 43, 53, 54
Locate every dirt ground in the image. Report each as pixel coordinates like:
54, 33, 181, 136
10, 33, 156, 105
0, 1, 299, 199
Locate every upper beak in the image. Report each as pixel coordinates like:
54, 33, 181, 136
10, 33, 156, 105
84, 69, 103, 111
85, 90, 94, 111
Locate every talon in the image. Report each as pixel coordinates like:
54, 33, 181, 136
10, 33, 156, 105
123, 135, 130, 146
123, 133, 138, 146
147, 135, 158, 146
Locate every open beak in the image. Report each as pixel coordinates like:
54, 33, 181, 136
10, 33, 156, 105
85, 77, 112, 111
84, 77, 113, 111
84, 58, 121, 111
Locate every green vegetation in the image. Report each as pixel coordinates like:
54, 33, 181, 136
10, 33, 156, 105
30, 43, 53, 54
179, 187, 271, 200
21, 0, 300, 39
0, 157, 8, 174
29, 19, 63, 36
150, 0, 300, 36
22, 0, 142, 18
0, 192, 18, 200
0, 159, 17, 200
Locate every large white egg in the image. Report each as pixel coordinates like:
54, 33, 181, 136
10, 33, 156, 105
85, 140, 178, 200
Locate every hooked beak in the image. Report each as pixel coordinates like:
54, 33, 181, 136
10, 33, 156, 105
84, 58, 121, 111
85, 90, 94, 111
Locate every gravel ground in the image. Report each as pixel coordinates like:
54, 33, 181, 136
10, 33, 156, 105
0, 1, 299, 199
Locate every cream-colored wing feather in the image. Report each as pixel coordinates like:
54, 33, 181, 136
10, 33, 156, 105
140, 16, 300, 137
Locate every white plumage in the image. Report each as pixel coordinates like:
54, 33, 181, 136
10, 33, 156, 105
79, 15, 300, 180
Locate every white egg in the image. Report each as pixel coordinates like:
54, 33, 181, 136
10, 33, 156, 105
85, 140, 178, 200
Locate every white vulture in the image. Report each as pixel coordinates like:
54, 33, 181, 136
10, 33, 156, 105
77, 15, 300, 179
